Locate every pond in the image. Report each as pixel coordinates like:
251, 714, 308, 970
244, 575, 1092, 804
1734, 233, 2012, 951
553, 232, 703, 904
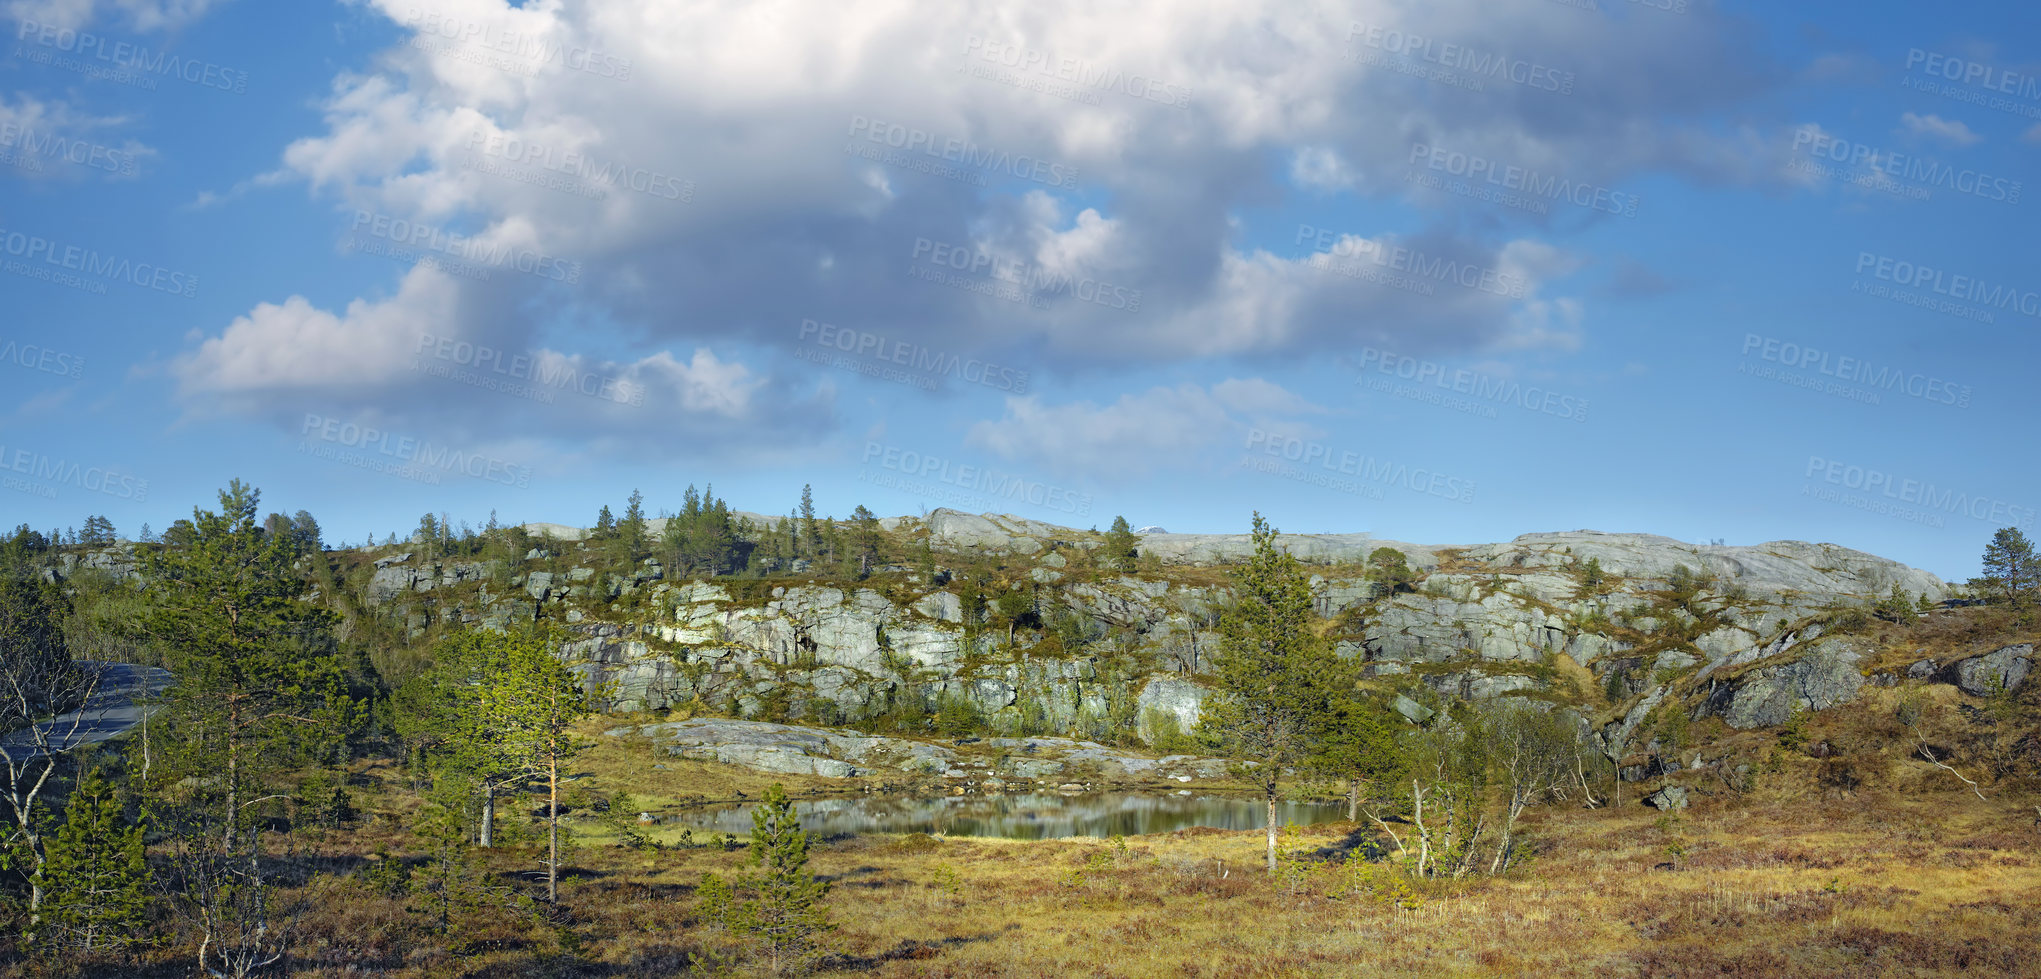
663, 791, 1350, 840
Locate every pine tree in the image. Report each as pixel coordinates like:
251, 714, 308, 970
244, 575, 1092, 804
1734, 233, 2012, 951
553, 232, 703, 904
31, 764, 152, 954
466, 628, 593, 903
78, 516, 116, 546
1102, 516, 1140, 572
820, 519, 843, 571
1875, 582, 1917, 622
407, 777, 492, 936
799, 485, 819, 559
594, 505, 616, 542
1308, 693, 1407, 821
415, 512, 440, 548
849, 505, 882, 576
290, 510, 322, 553
1579, 556, 1605, 593
1369, 547, 1415, 595
139, 480, 361, 853
0, 574, 86, 936
1980, 527, 2037, 611
1207, 513, 1359, 873
733, 783, 831, 973
773, 516, 797, 572
620, 489, 648, 560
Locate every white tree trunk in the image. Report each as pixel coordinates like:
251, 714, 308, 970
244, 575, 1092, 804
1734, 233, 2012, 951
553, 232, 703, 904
1264, 795, 1278, 873
479, 783, 495, 847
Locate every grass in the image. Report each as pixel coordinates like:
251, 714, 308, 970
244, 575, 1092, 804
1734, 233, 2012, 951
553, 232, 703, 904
18, 733, 2034, 979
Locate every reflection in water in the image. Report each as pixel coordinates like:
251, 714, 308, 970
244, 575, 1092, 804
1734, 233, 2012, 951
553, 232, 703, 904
666, 792, 1348, 840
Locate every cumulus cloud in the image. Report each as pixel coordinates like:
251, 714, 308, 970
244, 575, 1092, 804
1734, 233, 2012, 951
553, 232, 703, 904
167, 0, 1803, 455
169, 265, 828, 458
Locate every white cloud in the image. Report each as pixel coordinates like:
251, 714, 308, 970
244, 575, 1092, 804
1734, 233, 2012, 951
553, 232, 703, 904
172, 0, 1802, 453
172, 265, 460, 401
4, 0, 229, 31
966, 379, 1324, 479
1289, 146, 1357, 191
168, 264, 822, 455
0, 94, 153, 179
1899, 112, 1981, 147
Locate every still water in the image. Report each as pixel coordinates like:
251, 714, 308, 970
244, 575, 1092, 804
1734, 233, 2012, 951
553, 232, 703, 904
665, 791, 1349, 840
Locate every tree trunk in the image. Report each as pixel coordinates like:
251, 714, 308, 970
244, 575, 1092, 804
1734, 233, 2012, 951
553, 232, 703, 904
480, 782, 495, 847
26, 877, 43, 945
1347, 779, 1359, 821
547, 754, 559, 903
1264, 794, 1278, 874
225, 701, 240, 853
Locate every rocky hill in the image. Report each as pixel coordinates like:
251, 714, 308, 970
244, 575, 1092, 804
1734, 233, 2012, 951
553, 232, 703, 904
52, 510, 2031, 787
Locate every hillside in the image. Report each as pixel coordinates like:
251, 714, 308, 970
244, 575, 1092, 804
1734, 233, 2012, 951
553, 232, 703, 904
12, 508, 2040, 979
47, 508, 2017, 784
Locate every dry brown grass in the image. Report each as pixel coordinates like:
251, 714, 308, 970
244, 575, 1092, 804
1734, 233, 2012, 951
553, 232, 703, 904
13, 757, 2034, 979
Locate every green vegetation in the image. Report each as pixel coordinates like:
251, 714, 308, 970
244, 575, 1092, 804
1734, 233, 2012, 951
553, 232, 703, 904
1203, 513, 1361, 872
1, 489, 2037, 976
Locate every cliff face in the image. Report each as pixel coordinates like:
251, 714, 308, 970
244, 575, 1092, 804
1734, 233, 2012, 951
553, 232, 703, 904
54, 514, 1990, 769
334, 514, 1965, 764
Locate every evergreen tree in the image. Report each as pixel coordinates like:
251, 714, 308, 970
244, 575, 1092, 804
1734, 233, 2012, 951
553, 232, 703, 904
415, 513, 442, 558
139, 480, 360, 852
466, 628, 592, 903
1206, 513, 1359, 873
393, 632, 513, 849
799, 485, 819, 559
1875, 582, 1918, 622
662, 493, 691, 572
1579, 556, 1605, 593
820, 519, 843, 571
768, 515, 796, 572
620, 488, 648, 560
1368, 547, 1415, 595
290, 510, 323, 553
4, 525, 49, 554
0, 573, 70, 693
406, 776, 498, 936
1308, 692, 1408, 821
733, 783, 832, 973
849, 505, 882, 576
663, 485, 737, 576
594, 505, 616, 541
30, 763, 152, 954
1980, 527, 2037, 611
0, 574, 86, 934
1102, 516, 1140, 572
703, 488, 736, 574
78, 515, 116, 546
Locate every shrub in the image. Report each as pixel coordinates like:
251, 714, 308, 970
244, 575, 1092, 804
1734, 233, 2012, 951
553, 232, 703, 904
1141, 707, 1198, 754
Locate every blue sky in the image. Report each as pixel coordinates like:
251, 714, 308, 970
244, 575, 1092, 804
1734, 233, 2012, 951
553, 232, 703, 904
2, 0, 2037, 581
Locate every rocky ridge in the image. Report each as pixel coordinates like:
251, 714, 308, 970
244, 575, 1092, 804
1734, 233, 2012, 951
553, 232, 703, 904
48, 513, 2024, 786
